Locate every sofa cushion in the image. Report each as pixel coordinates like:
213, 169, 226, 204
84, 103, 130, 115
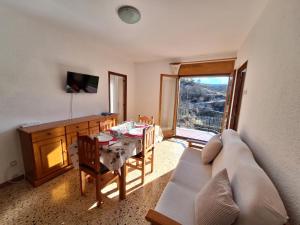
195, 169, 240, 225
180, 147, 203, 165
202, 133, 222, 164
212, 130, 253, 180
170, 159, 212, 192
155, 181, 196, 225
212, 129, 288, 225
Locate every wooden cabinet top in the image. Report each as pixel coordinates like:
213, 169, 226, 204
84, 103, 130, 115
18, 114, 118, 134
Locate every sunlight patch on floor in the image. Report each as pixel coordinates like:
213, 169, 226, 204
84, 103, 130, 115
101, 138, 186, 199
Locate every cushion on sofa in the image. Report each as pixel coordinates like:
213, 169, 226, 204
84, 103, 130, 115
155, 181, 196, 225
202, 133, 222, 164
212, 129, 288, 225
195, 169, 240, 225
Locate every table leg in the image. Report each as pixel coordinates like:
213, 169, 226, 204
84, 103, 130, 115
119, 163, 127, 200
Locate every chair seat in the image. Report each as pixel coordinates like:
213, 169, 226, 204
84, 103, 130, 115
132, 152, 143, 158
132, 149, 154, 159
99, 163, 110, 174
79, 163, 110, 174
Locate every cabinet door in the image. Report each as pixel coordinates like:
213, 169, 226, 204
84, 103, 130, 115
66, 129, 89, 147
33, 136, 68, 178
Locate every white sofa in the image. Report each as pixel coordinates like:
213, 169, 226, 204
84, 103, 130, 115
146, 129, 289, 225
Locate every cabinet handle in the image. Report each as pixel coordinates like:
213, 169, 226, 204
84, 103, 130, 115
47, 132, 51, 135
76, 126, 79, 128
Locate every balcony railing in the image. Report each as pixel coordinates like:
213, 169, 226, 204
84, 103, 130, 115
177, 113, 223, 134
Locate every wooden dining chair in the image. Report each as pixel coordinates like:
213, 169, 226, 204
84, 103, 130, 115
126, 125, 155, 184
100, 119, 117, 131
138, 115, 155, 125
77, 134, 118, 206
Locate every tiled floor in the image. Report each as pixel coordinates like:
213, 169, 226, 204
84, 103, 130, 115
0, 139, 186, 225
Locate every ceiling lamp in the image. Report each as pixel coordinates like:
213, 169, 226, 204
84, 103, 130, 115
117, 5, 141, 24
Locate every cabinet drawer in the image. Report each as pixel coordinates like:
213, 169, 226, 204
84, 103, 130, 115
32, 127, 65, 143
89, 120, 101, 128
66, 129, 89, 147
66, 122, 88, 133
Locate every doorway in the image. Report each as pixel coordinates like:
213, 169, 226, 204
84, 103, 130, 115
228, 61, 247, 130
176, 76, 230, 141
108, 71, 127, 122
159, 74, 234, 142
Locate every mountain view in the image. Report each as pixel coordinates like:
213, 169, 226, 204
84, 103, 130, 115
177, 77, 228, 133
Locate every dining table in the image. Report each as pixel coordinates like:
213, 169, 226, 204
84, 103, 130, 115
68, 121, 164, 200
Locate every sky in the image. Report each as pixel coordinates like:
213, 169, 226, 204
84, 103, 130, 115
195, 77, 229, 85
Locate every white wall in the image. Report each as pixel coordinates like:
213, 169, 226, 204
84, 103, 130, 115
135, 60, 172, 123
235, 0, 300, 223
0, 6, 136, 184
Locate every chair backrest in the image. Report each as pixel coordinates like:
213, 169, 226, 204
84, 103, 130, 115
138, 115, 154, 125
142, 125, 155, 153
100, 119, 116, 131
77, 134, 100, 172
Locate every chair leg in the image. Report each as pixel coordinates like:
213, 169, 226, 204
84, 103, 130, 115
79, 169, 84, 195
95, 175, 102, 207
114, 170, 120, 191
141, 158, 146, 185
151, 149, 154, 173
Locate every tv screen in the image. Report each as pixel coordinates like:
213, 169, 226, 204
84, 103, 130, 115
66, 72, 99, 93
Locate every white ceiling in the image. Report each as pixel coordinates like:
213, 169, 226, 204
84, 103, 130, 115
0, 0, 269, 62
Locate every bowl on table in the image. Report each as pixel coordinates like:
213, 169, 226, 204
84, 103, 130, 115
128, 127, 144, 137
97, 133, 113, 142
134, 122, 147, 128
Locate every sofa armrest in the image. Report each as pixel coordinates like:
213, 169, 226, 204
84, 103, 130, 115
145, 209, 181, 225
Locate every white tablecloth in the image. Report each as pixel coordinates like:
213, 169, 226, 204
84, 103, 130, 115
68, 123, 163, 170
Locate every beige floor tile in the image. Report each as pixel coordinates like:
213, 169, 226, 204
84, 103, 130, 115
0, 139, 186, 225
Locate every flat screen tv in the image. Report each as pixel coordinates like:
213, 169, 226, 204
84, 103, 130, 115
66, 71, 99, 93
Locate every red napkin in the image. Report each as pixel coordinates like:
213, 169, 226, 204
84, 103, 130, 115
98, 137, 118, 145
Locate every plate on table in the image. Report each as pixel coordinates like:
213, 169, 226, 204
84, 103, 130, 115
135, 122, 147, 128
128, 128, 144, 136
97, 133, 113, 142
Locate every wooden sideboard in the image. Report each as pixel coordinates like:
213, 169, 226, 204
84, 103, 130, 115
18, 114, 118, 187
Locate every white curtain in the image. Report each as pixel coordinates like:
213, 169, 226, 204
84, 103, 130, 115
161, 77, 177, 130
110, 76, 119, 113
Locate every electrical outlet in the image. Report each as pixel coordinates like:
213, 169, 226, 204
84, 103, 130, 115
10, 160, 17, 167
